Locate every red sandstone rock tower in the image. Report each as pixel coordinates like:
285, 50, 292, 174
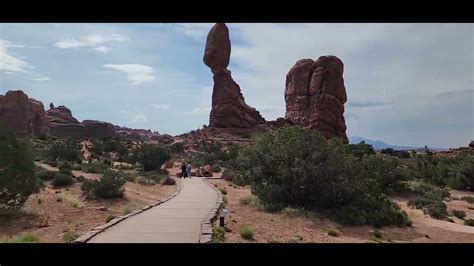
285, 56, 348, 143
203, 23, 265, 128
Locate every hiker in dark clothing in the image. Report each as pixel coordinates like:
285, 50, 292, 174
181, 162, 187, 178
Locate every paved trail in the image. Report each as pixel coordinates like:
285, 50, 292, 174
87, 177, 218, 243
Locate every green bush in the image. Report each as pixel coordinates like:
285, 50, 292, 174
71, 164, 82, 171
169, 142, 185, 154
327, 228, 341, 237
219, 187, 227, 195
82, 163, 106, 174
239, 194, 261, 207
236, 126, 411, 227
0, 125, 38, 211
63, 232, 78, 243
106, 215, 116, 223
47, 141, 81, 163
452, 209, 466, 219
162, 176, 176, 185
408, 192, 447, 220
282, 207, 306, 218
46, 160, 59, 167
75, 175, 86, 182
135, 176, 155, 186
211, 227, 226, 243
35, 170, 56, 181
81, 171, 125, 199
240, 226, 254, 240
211, 164, 222, 173
464, 219, 474, 226
7, 233, 40, 243
52, 173, 74, 187
137, 144, 171, 172
345, 141, 375, 159
461, 196, 474, 203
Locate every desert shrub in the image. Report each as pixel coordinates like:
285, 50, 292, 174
63, 232, 78, 243
373, 230, 382, 239
46, 160, 59, 167
222, 196, 228, 206
345, 141, 375, 159
452, 209, 466, 219
81, 170, 125, 199
237, 126, 411, 227
239, 194, 261, 207
47, 141, 81, 163
461, 196, 474, 203
52, 173, 74, 187
162, 176, 176, 185
71, 164, 82, 171
59, 168, 73, 176
82, 163, 106, 174
222, 168, 248, 186
464, 219, 474, 226
35, 170, 56, 181
282, 207, 306, 218
0, 125, 38, 211
116, 171, 135, 182
327, 228, 341, 237
137, 144, 171, 172
169, 142, 185, 154
219, 187, 227, 195
211, 164, 222, 173
135, 176, 155, 186
106, 215, 116, 223
408, 192, 447, 220
36, 132, 48, 141
211, 227, 226, 243
7, 233, 40, 243
239, 226, 254, 240
75, 175, 86, 182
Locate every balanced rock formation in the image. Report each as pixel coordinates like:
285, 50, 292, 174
82, 120, 116, 139
204, 23, 265, 128
285, 56, 348, 142
469, 141, 474, 149
0, 90, 50, 136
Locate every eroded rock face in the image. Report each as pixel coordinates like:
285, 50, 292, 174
46, 105, 86, 138
469, 141, 474, 148
204, 23, 265, 128
0, 90, 50, 136
82, 120, 116, 139
285, 56, 348, 142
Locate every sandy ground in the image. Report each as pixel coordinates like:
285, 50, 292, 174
0, 165, 177, 243
208, 179, 474, 243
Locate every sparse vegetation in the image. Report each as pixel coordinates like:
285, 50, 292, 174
162, 176, 176, 185
7, 233, 40, 243
35, 170, 56, 181
452, 209, 466, 220
461, 196, 474, 204
219, 187, 227, 195
106, 215, 116, 223
81, 170, 125, 199
239, 194, 261, 208
464, 219, 474, 226
327, 228, 341, 237
52, 173, 75, 187
239, 226, 254, 240
211, 226, 226, 243
63, 232, 78, 243
211, 164, 222, 173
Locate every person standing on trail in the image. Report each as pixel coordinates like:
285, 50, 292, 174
181, 162, 187, 179
186, 163, 192, 178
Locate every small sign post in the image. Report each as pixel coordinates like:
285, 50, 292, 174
219, 208, 228, 227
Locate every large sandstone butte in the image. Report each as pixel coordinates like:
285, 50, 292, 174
0, 90, 50, 136
46, 106, 117, 139
204, 23, 265, 128
285, 56, 348, 142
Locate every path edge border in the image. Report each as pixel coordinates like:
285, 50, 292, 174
199, 178, 223, 243
72, 177, 183, 243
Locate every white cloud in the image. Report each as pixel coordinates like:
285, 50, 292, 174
185, 107, 211, 115
103, 64, 156, 85
130, 114, 148, 123
0, 39, 31, 73
175, 23, 214, 40
151, 104, 171, 110
31, 77, 51, 82
119, 110, 129, 114
54, 33, 128, 53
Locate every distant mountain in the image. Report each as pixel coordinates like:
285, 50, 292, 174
348, 136, 447, 151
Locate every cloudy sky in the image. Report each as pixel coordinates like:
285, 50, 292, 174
0, 23, 472, 148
